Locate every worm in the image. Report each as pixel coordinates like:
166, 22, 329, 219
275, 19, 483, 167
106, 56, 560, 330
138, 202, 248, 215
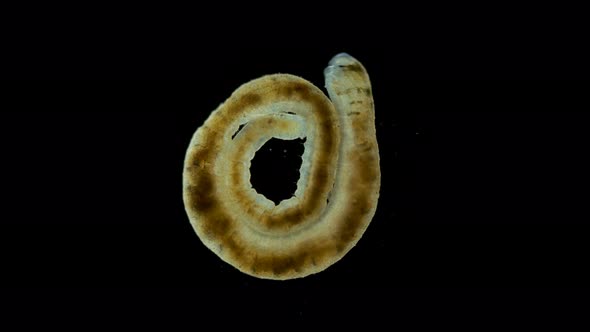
183, 53, 381, 280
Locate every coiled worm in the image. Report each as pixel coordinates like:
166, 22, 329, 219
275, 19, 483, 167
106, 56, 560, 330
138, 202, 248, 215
183, 53, 380, 280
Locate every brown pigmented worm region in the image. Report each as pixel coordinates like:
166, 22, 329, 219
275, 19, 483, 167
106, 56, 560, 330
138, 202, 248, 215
183, 53, 381, 280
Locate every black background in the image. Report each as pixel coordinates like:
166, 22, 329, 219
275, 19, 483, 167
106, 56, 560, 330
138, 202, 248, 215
1, 15, 589, 326
3, 51, 589, 287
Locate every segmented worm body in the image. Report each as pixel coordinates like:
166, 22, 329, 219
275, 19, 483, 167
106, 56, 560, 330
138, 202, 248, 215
183, 53, 380, 280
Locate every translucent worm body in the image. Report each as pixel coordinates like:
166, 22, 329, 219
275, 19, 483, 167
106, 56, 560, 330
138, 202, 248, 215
183, 53, 380, 280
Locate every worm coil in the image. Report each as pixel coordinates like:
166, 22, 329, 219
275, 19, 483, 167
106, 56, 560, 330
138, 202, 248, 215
183, 53, 381, 280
